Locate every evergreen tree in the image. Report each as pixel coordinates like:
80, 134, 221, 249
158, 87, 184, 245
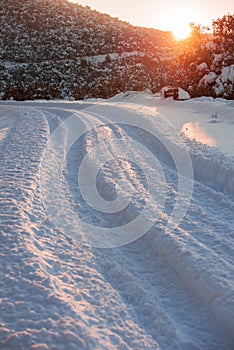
212, 14, 234, 56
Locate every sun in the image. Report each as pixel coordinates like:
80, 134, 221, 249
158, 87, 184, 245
172, 21, 191, 40
160, 8, 197, 40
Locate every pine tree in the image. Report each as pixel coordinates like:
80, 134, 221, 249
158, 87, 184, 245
212, 14, 234, 55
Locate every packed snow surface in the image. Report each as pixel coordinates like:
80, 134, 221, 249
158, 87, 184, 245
0, 92, 234, 349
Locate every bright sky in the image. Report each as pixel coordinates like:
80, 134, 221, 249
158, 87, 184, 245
69, 0, 234, 39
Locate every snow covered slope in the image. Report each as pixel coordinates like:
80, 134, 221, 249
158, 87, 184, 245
0, 93, 234, 349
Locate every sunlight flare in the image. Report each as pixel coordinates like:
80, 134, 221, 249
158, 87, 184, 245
172, 21, 191, 40
160, 8, 197, 40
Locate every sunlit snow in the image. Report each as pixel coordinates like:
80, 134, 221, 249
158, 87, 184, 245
0, 92, 233, 350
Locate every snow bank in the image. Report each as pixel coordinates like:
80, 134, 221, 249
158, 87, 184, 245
190, 148, 234, 198
178, 87, 190, 100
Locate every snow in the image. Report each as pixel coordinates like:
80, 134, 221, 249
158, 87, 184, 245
82, 51, 143, 64
178, 88, 190, 100
199, 72, 217, 86
215, 64, 234, 95
212, 54, 223, 67
0, 92, 234, 349
197, 62, 208, 71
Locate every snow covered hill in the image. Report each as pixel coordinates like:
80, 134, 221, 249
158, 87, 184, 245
0, 92, 234, 349
0, 0, 173, 100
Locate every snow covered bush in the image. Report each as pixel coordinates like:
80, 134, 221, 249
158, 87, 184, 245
214, 65, 234, 98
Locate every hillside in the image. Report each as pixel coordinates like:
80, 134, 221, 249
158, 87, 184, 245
0, 0, 173, 100
0, 0, 233, 100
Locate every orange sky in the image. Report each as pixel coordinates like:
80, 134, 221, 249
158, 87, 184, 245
69, 0, 234, 38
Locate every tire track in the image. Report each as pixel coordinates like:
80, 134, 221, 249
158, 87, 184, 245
55, 106, 234, 348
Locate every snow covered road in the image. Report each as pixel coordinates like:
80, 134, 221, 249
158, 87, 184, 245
0, 94, 234, 349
